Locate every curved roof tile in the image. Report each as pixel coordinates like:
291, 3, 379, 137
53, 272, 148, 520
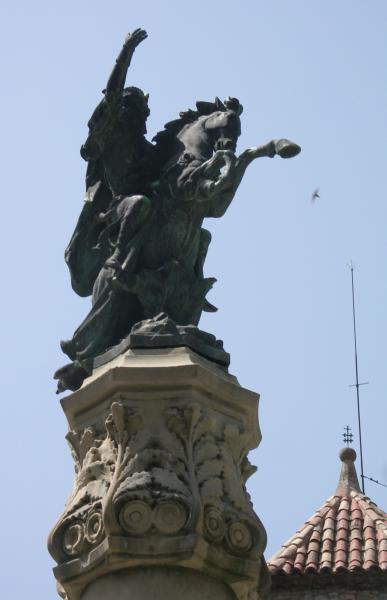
268, 447, 387, 576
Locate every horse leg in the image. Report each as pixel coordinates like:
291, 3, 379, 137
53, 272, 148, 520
178, 151, 236, 200
195, 228, 212, 280
236, 139, 301, 167
195, 228, 218, 313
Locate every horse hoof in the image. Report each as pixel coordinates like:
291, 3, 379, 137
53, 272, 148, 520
60, 339, 76, 361
54, 361, 89, 393
274, 139, 301, 159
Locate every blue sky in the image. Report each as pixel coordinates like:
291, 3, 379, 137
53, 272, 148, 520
1, 1, 387, 597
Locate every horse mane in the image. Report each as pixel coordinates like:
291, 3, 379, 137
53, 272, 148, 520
152, 97, 227, 153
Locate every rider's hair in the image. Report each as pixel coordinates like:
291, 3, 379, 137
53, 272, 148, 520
122, 87, 150, 118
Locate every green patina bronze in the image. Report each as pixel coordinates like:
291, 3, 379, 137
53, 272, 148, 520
55, 29, 300, 392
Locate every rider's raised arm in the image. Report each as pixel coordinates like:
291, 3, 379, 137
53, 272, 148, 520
105, 28, 147, 99
80, 29, 147, 161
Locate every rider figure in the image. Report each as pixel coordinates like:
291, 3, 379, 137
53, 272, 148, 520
81, 28, 155, 275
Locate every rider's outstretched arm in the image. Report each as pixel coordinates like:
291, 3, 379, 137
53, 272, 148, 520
105, 28, 147, 99
81, 29, 147, 161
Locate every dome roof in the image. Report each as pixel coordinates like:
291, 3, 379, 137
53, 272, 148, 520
268, 448, 387, 577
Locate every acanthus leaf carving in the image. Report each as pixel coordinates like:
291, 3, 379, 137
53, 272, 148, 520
50, 391, 266, 598
194, 439, 219, 464
196, 459, 223, 486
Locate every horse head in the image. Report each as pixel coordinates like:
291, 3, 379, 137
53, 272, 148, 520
153, 96, 243, 172
203, 97, 242, 153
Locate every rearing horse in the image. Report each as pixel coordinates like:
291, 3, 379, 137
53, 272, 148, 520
56, 29, 300, 393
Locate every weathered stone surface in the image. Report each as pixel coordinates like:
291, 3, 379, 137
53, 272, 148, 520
49, 348, 267, 600
268, 590, 387, 599
81, 567, 237, 600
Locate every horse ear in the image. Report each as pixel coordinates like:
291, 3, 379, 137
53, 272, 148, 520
224, 96, 243, 116
196, 101, 216, 115
214, 96, 225, 110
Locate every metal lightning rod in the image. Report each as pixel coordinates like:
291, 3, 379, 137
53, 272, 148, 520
348, 262, 367, 493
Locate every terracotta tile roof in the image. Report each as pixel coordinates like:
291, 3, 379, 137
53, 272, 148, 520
268, 447, 387, 576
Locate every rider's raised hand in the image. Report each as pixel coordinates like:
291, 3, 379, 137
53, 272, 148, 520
124, 28, 148, 50
105, 28, 147, 97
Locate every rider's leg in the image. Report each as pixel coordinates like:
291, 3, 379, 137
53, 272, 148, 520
106, 194, 151, 269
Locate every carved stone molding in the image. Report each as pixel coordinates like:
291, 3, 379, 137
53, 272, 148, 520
48, 347, 268, 600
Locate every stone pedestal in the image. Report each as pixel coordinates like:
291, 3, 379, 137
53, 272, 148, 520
48, 347, 268, 600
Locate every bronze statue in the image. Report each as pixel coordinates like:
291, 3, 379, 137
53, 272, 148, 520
55, 29, 300, 392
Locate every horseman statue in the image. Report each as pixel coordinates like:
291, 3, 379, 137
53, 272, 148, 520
55, 28, 301, 393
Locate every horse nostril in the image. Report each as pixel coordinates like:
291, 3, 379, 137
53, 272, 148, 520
216, 139, 234, 151
224, 140, 234, 150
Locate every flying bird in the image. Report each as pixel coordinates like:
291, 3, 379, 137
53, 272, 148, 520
311, 188, 320, 203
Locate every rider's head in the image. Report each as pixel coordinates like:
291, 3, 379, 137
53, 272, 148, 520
119, 87, 150, 133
